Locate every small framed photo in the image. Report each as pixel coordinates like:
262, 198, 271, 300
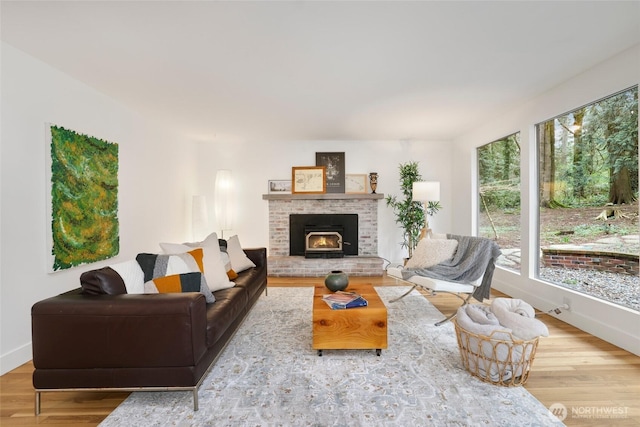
292, 166, 326, 194
345, 174, 368, 194
268, 180, 291, 194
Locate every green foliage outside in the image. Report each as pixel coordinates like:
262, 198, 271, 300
50, 125, 119, 270
478, 133, 521, 212
478, 88, 638, 311
541, 87, 638, 208
480, 87, 638, 216
480, 87, 637, 214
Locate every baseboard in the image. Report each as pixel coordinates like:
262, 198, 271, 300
1, 342, 32, 375
492, 274, 640, 357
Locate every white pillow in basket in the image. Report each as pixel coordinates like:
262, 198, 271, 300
405, 238, 458, 269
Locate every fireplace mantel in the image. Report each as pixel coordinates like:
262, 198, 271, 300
262, 193, 384, 201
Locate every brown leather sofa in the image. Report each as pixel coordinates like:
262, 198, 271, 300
31, 248, 267, 414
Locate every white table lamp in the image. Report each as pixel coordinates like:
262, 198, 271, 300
412, 181, 440, 239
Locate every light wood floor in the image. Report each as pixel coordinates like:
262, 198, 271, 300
2, 275, 639, 426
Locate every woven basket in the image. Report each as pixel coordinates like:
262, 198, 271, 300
453, 319, 540, 386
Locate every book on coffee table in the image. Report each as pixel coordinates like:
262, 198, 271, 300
322, 291, 368, 310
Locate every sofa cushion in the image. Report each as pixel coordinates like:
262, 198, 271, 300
109, 259, 145, 294
136, 249, 215, 303
233, 267, 265, 302
160, 232, 235, 292
136, 249, 203, 280
80, 266, 127, 295
144, 272, 215, 303
220, 250, 238, 280
405, 238, 459, 269
226, 235, 256, 273
205, 287, 248, 347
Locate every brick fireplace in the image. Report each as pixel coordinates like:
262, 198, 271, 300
263, 193, 385, 276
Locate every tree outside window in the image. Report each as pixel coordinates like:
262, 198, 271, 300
478, 132, 521, 272
536, 86, 638, 311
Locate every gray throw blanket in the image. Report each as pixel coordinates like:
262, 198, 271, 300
401, 234, 502, 301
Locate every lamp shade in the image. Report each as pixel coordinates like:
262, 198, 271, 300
192, 195, 209, 241
214, 169, 233, 233
412, 181, 440, 202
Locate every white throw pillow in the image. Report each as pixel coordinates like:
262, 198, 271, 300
226, 235, 256, 273
159, 232, 234, 292
109, 259, 145, 294
405, 238, 459, 269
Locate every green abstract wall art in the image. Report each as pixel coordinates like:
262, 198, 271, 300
47, 125, 119, 271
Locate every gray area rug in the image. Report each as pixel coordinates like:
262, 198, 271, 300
100, 287, 563, 426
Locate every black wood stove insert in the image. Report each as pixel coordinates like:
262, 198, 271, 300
289, 214, 358, 258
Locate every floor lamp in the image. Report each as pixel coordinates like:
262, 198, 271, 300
412, 181, 440, 240
214, 170, 233, 239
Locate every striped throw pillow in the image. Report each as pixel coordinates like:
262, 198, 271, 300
136, 249, 215, 303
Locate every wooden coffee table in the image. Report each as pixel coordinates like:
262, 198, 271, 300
312, 283, 388, 356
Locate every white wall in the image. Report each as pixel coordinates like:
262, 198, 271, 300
0, 43, 200, 374
451, 44, 640, 356
4, 36, 635, 376
0, 42, 456, 374
195, 139, 454, 264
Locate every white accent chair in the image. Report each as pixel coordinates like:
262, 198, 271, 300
386, 266, 481, 326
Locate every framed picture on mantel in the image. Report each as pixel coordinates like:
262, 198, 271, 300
292, 166, 326, 194
315, 152, 345, 193
345, 174, 368, 194
268, 179, 291, 194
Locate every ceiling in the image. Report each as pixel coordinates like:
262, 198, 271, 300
2, 1, 639, 142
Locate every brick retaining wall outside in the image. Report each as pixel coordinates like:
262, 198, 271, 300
542, 248, 639, 276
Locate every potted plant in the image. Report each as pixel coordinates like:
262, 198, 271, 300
385, 161, 441, 259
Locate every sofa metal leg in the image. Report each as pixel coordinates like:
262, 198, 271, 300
193, 389, 199, 411
35, 391, 41, 415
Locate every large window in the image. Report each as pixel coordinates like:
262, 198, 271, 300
478, 132, 521, 272
536, 87, 638, 311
